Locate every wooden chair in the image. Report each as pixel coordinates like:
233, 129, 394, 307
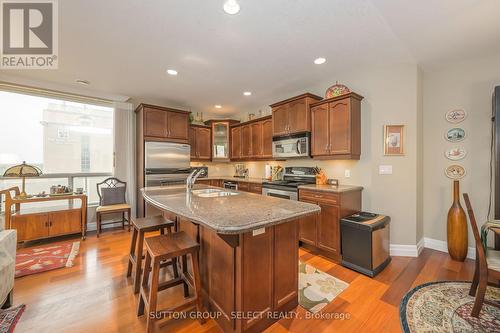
127, 215, 178, 294
96, 177, 131, 237
137, 232, 205, 332
463, 193, 500, 317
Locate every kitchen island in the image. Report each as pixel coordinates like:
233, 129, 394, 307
141, 185, 320, 333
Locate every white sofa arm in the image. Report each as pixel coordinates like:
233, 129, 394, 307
0, 229, 17, 306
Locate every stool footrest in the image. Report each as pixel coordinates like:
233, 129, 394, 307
158, 277, 185, 291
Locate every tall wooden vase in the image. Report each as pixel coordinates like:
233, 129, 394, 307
447, 180, 468, 261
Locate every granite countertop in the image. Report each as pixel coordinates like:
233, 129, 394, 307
141, 185, 320, 234
202, 176, 267, 184
298, 184, 364, 193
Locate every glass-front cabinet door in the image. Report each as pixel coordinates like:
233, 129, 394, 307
212, 122, 229, 160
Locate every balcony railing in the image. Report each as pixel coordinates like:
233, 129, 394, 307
0, 173, 112, 213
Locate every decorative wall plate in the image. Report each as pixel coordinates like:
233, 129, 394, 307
325, 81, 350, 98
445, 109, 467, 123
445, 147, 467, 161
445, 128, 466, 142
445, 165, 466, 179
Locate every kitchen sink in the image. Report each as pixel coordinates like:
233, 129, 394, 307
191, 188, 239, 197
191, 188, 222, 195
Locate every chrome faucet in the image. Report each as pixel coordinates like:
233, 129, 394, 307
187, 169, 206, 190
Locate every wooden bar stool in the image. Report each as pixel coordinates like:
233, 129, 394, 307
137, 232, 205, 332
127, 215, 177, 294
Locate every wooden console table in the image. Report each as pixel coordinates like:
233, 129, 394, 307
2, 186, 87, 243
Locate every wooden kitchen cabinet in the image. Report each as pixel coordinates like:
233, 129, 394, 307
297, 211, 317, 246
262, 118, 273, 158
139, 104, 190, 142
250, 121, 263, 157
144, 108, 167, 138
310, 103, 330, 156
237, 181, 250, 192
230, 126, 241, 160
270, 93, 322, 137
189, 125, 211, 161
240, 125, 252, 158
298, 188, 362, 262
205, 119, 240, 162
317, 203, 340, 255
272, 104, 289, 136
230, 115, 272, 160
310, 92, 363, 159
249, 183, 263, 194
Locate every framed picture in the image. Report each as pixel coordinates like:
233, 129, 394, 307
445, 109, 467, 123
445, 147, 467, 161
445, 165, 466, 179
445, 128, 466, 142
384, 125, 405, 155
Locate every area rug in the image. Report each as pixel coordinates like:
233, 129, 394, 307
298, 261, 349, 313
15, 241, 80, 278
400, 281, 500, 333
0, 304, 25, 333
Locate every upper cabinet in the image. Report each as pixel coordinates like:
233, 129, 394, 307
231, 115, 272, 161
310, 92, 363, 160
230, 126, 241, 159
189, 125, 211, 161
205, 119, 240, 162
137, 104, 190, 143
270, 93, 322, 137
261, 118, 273, 158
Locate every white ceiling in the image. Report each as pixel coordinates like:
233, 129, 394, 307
1, 0, 499, 116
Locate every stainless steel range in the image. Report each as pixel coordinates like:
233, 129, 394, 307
262, 167, 316, 200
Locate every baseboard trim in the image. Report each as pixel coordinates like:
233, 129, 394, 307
423, 237, 475, 260
390, 244, 419, 257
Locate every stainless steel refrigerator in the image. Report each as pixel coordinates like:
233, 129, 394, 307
144, 141, 191, 216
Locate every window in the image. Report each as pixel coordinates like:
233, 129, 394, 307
0, 90, 114, 205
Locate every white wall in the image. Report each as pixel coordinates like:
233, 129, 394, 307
423, 52, 500, 246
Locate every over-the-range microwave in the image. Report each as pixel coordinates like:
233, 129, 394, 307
272, 133, 310, 158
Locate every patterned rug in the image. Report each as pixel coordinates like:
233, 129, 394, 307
0, 304, 25, 333
400, 281, 500, 333
15, 241, 80, 278
298, 261, 349, 313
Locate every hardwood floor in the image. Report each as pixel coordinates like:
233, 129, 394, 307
13, 230, 475, 333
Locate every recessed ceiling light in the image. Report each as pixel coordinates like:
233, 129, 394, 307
166, 69, 178, 76
75, 79, 90, 85
215, 105, 222, 109
223, 0, 240, 14
314, 57, 326, 65
243, 91, 252, 96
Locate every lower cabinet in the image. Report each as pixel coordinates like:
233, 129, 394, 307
249, 183, 263, 194
12, 209, 82, 242
297, 212, 317, 246
298, 188, 362, 262
178, 218, 299, 333
237, 181, 250, 192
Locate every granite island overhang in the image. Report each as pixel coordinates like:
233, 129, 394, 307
141, 185, 321, 333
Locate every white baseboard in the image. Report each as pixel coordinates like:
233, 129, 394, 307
390, 244, 419, 257
423, 237, 475, 260
390, 237, 475, 259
